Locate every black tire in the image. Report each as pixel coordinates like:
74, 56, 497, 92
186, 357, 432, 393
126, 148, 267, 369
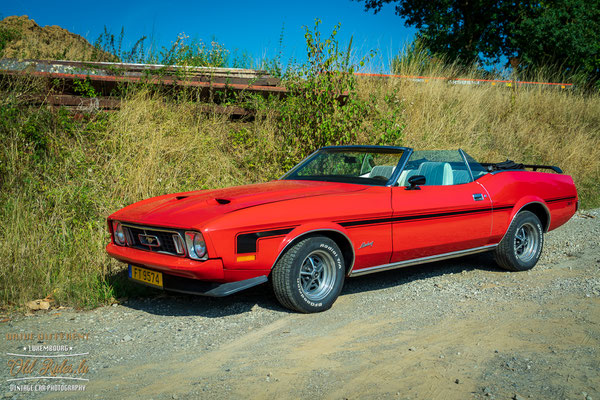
272, 236, 345, 313
494, 211, 544, 271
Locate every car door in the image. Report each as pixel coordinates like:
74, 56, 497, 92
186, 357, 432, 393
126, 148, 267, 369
390, 151, 493, 263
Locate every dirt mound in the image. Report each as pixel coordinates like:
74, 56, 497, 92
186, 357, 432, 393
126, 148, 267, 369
0, 15, 115, 61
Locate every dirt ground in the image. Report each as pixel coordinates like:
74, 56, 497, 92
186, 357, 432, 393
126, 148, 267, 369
2, 210, 599, 399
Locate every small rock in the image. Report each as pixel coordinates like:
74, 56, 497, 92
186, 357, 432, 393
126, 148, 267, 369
585, 396, 592, 400
455, 378, 460, 384
26, 299, 50, 311
408, 347, 416, 351
483, 387, 492, 396
513, 394, 525, 400
439, 355, 445, 359
172, 395, 178, 400
122, 335, 133, 342
112, 303, 118, 307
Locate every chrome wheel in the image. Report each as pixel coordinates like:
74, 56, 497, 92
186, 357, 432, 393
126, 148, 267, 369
299, 249, 336, 302
513, 222, 539, 263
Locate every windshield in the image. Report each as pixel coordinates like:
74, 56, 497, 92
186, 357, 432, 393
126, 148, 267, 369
283, 147, 406, 186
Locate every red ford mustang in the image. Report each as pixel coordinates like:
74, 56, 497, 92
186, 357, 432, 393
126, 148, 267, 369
106, 146, 578, 312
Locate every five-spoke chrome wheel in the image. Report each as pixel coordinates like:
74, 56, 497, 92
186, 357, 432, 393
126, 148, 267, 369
299, 250, 336, 302
272, 236, 345, 313
513, 222, 540, 263
495, 210, 544, 271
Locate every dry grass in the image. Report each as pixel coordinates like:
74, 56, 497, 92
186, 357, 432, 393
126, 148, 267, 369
356, 75, 600, 205
1, 68, 598, 310
0, 89, 289, 308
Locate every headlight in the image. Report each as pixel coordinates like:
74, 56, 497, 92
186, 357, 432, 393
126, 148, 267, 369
112, 221, 126, 246
185, 231, 207, 260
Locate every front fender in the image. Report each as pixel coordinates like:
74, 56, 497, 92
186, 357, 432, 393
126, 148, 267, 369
273, 222, 355, 273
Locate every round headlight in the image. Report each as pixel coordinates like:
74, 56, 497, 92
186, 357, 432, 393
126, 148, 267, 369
113, 221, 126, 245
193, 233, 207, 258
185, 231, 207, 260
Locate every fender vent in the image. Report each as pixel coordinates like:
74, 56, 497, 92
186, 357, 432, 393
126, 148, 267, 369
215, 198, 231, 205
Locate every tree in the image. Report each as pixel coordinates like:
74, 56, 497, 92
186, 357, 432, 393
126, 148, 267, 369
358, 0, 600, 84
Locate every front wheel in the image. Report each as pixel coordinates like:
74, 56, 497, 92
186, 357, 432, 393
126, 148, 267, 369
271, 236, 345, 313
494, 211, 544, 271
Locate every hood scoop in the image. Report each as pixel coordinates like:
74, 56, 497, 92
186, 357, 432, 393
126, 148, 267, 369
215, 198, 231, 205
175, 195, 189, 200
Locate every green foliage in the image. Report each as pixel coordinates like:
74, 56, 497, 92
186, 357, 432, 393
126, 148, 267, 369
73, 77, 98, 98
511, 1, 600, 88
93, 26, 143, 63
263, 24, 287, 78
0, 25, 20, 53
360, 0, 600, 86
92, 27, 244, 68
276, 20, 371, 165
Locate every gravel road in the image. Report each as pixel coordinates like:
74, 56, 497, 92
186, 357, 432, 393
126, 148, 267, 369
1, 210, 599, 400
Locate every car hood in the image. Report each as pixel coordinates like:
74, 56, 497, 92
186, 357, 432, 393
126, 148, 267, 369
109, 180, 366, 229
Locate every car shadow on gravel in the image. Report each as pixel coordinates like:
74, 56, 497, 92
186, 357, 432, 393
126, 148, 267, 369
342, 252, 502, 295
120, 283, 289, 318
119, 252, 502, 317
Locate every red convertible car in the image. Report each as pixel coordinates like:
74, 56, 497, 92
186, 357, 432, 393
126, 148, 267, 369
106, 146, 578, 313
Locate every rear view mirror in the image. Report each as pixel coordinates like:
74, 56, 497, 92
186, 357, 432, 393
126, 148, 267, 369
406, 175, 426, 190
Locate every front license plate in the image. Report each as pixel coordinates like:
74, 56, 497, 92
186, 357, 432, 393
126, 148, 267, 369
129, 265, 163, 288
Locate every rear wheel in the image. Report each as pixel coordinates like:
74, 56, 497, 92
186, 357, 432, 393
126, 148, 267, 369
272, 236, 345, 313
495, 211, 544, 271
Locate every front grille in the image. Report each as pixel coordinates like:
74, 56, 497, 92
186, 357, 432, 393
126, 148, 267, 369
123, 225, 184, 256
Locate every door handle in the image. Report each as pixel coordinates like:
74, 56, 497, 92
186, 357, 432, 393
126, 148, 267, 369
472, 193, 486, 201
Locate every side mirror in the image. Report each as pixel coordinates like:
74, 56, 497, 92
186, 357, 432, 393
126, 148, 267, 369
405, 175, 426, 190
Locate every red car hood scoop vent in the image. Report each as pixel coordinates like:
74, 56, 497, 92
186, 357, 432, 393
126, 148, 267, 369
111, 180, 367, 228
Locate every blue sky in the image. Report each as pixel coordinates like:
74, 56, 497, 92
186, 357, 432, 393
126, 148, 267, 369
2, 0, 415, 72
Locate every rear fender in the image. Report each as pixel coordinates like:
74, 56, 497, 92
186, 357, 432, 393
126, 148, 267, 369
496, 197, 550, 245
509, 197, 551, 232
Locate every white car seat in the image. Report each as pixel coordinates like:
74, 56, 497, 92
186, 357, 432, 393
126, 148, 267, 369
417, 162, 453, 185
369, 165, 396, 180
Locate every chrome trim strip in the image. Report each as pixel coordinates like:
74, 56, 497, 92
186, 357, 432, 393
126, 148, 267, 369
121, 223, 183, 234
349, 244, 497, 277
121, 223, 189, 258
172, 234, 184, 255
271, 229, 356, 275
459, 148, 475, 182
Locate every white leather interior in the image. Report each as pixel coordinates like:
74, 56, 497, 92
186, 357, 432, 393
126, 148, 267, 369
369, 165, 396, 179
416, 162, 453, 185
